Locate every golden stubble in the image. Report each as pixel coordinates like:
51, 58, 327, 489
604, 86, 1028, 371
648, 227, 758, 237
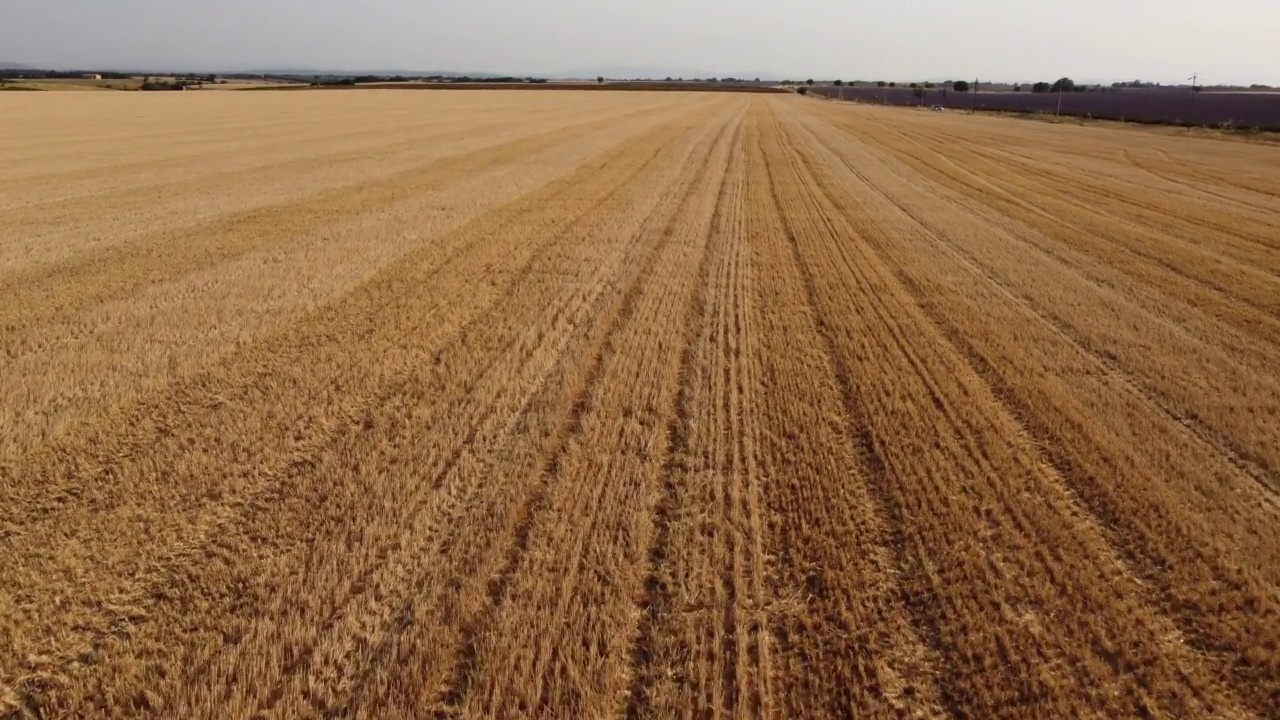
2, 91, 1277, 719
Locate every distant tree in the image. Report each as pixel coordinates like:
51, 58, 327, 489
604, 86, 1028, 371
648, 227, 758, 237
834, 79, 843, 87
1032, 81, 1051, 93
1050, 77, 1075, 93
924, 82, 934, 89
1013, 84, 1022, 92
806, 78, 814, 86
876, 80, 886, 87
597, 76, 604, 85
889, 81, 896, 87
953, 80, 969, 93
909, 82, 918, 88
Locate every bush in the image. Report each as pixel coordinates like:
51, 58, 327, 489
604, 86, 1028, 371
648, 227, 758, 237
953, 80, 969, 93
1032, 82, 1051, 93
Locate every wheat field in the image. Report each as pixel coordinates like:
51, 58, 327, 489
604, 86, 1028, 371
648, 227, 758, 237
2, 90, 1278, 719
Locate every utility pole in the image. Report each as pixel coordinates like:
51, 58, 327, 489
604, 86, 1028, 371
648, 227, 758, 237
971, 77, 978, 113
1056, 78, 1064, 116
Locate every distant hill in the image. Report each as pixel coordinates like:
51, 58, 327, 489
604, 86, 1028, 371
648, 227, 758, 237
251, 66, 785, 81
1, 62, 801, 82
241, 68, 507, 79
544, 65, 787, 81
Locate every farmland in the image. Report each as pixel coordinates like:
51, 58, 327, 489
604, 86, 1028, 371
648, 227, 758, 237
1, 90, 1278, 718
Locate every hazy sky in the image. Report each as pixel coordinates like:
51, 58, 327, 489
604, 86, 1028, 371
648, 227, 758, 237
2, 0, 1277, 84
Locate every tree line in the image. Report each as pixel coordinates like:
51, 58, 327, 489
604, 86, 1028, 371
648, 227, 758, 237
793, 77, 1135, 95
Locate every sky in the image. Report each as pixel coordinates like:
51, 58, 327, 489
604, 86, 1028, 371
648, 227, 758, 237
2, 0, 1277, 85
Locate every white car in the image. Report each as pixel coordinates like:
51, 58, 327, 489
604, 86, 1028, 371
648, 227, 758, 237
931, 105, 945, 112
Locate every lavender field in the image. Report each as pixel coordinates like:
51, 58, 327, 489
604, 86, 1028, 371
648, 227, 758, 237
813, 86, 1280, 130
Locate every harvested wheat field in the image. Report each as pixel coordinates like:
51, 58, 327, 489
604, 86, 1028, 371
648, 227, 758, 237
2, 90, 1279, 719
